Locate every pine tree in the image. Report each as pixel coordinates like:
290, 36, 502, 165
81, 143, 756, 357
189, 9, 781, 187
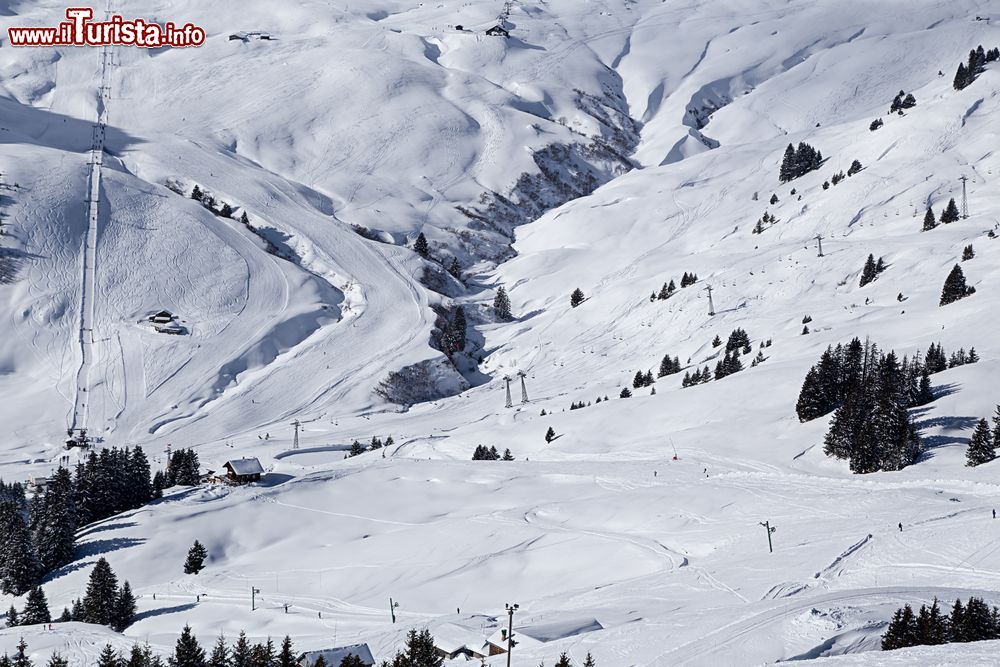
940, 264, 973, 305
859, 254, 879, 287
962, 244, 975, 261
20, 587, 50, 626
954, 62, 969, 90
712, 335, 721, 348
413, 233, 429, 258
112, 581, 136, 632
338, 656, 364, 667
190, 185, 203, 201
502, 449, 514, 461
208, 635, 229, 667
493, 286, 512, 320
240, 211, 250, 226
6, 605, 17, 628
96, 644, 119, 667
966, 419, 995, 467
554, 653, 572, 667
922, 207, 936, 231
45, 654, 68, 667
582, 654, 596, 667
401, 629, 442, 667
940, 198, 961, 223
277, 636, 295, 667
847, 159, 862, 176
82, 558, 119, 626
570, 288, 585, 308
231, 632, 251, 667
545, 427, 556, 443
619, 387, 632, 398
185, 541, 208, 575
173, 625, 206, 667
779, 144, 797, 182
220, 203, 233, 218
447, 257, 461, 280
0, 501, 40, 595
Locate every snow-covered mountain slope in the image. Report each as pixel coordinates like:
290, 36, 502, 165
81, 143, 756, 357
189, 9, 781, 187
2, 0, 1000, 664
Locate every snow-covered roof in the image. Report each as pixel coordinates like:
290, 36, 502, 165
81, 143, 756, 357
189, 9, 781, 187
224, 458, 264, 476
432, 623, 488, 656
486, 617, 603, 648
299, 643, 373, 666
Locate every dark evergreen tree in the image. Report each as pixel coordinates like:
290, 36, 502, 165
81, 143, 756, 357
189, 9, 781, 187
778, 144, 797, 182
493, 286, 512, 320
96, 644, 119, 667
82, 558, 119, 626
570, 288, 585, 308
184, 540, 208, 574
922, 207, 936, 231
0, 501, 40, 595
502, 449, 514, 461
940, 198, 961, 223
966, 419, 995, 467
5, 605, 17, 628
46, 654, 68, 667
112, 581, 136, 632
859, 254, 879, 287
962, 244, 974, 261
20, 587, 50, 626
447, 257, 461, 280
554, 653, 572, 667
240, 211, 250, 226
939, 264, 974, 305
231, 632, 251, 667
582, 653, 596, 667
619, 387, 632, 398
208, 636, 229, 667
413, 233, 429, 258
545, 427, 556, 443
339, 656, 365, 667
954, 62, 970, 90
847, 159, 862, 176
220, 203, 233, 218
190, 185, 203, 201
172, 625, 206, 667
277, 636, 294, 667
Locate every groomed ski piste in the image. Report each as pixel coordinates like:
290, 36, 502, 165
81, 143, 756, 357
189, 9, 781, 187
1, 0, 1000, 664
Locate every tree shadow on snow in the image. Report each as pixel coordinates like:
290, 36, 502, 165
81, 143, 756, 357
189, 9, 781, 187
76, 521, 138, 539
932, 383, 961, 401
132, 603, 197, 624
74, 537, 146, 558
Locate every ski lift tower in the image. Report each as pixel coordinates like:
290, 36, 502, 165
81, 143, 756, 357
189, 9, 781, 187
503, 376, 513, 409
517, 370, 529, 404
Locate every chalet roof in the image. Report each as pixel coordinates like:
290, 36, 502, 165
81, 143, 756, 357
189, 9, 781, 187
224, 457, 264, 476
153, 310, 173, 318
298, 643, 373, 666
432, 623, 488, 656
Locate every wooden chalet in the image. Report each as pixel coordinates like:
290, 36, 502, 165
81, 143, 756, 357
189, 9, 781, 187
222, 457, 264, 484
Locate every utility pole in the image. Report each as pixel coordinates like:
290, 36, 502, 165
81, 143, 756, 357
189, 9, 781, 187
251, 586, 260, 611
503, 376, 513, 409
291, 419, 301, 449
389, 597, 399, 623
815, 234, 824, 257
505, 602, 519, 667
518, 370, 529, 404
959, 175, 970, 219
759, 520, 776, 553
705, 285, 716, 316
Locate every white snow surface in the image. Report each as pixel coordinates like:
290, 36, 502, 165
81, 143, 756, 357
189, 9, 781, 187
0, 0, 999, 664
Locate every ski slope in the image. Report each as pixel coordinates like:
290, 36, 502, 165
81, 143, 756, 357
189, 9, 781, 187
0, 0, 1000, 664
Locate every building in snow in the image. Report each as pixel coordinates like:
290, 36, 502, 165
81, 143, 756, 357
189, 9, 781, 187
485, 25, 510, 38
431, 623, 489, 660
150, 310, 174, 324
485, 618, 603, 656
297, 643, 374, 666
222, 457, 265, 484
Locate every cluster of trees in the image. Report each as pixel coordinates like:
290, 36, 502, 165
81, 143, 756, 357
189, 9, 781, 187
570, 288, 586, 308
437, 306, 467, 357
846, 159, 863, 177
681, 366, 714, 388
962, 244, 975, 261
797, 338, 932, 472
189, 186, 250, 227
53, 558, 136, 632
1, 446, 160, 596
859, 254, 886, 287
569, 400, 590, 410
953, 45, 999, 91
413, 232, 429, 258
378, 628, 442, 667
869, 118, 884, 132
632, 370, 655, 389
965, 407, 1000, 467
713, 351, 744, 380
940, 265, 975, 306
472, 445, 513, 461
923, 199, 962, 232
779, 142, 823, 182
883, 597, 1000, 651
347, 435, 396, 458
658, 354, 683, 377
752, 212, 777, 235
796, 338, 964, 423
165, 448, 201, 487
649, 280, 676, 302
493, 286, 512, 320
724, 328, 751, 353
5, 585, 52, 627
888, 90, 916, 114
679, 272, 699, 288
